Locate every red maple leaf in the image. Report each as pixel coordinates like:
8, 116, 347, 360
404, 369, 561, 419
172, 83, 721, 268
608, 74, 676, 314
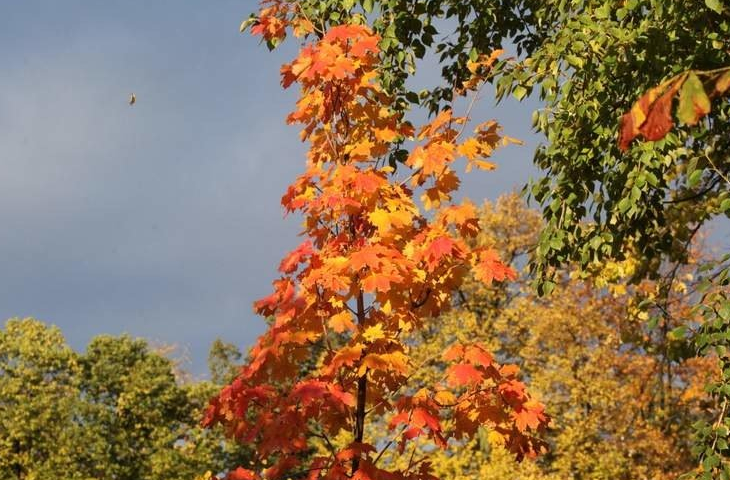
279, 240, 314, 273
228, 467, 258, 480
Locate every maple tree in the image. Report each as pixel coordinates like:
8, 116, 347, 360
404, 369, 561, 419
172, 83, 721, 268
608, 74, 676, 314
203, 5, 548, 480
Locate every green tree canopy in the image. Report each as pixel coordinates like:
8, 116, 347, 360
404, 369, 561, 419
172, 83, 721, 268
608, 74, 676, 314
0, 317, 249, 480
0, 318, 91, 480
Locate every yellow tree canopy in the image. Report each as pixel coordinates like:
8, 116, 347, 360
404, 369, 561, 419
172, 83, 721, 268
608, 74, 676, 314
374, 194, 717, 480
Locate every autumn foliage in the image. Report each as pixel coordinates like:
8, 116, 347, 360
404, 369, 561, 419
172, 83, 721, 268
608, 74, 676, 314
618, 68, 730, 151
385, 196, 719, 480
203, 7, 548, 480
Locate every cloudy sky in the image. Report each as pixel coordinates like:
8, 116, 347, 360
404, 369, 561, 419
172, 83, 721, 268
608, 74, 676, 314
3, 2, 724, 376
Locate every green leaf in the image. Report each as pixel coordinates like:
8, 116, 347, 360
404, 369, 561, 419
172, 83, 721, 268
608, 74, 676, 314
703, 452, 720, 470
595, 4, 610, 19
687, 156, 699, 177
239, 16, 257, 33
541, 280, 555, 296
362, 0, 374, 13
630, 186, 641, 201
266, 37, 282, 50
566, 55, 584, 68
706, 0, 725, 13
678, 73, 711, 126
513, 85, 528, 101
719, 302, 730, 321
688, 168, 704, 188
721, 198, 730, 213
668, 325, 687, 340
618, 197, 632, 214
405, 91, 420, 104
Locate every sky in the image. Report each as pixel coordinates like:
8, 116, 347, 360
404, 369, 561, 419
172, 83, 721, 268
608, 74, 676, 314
2, 2, 724, 377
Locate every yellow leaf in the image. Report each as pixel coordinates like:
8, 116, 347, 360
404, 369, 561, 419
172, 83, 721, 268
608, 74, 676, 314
369, 208, 391, 233
374, 127, 399, 142
414, 268, 427, 282
434, 390, 458, 406
457, 138, 481, 160
471, 159, 497, 171
398, 316, 413, 333
362, 324, 386, 342
328, 296, 344, 309
487, 430, 505, 446
413, 387, 430, 401
359, 353, 388, 375
382, 351, 410, 374
347, 138, 375, 160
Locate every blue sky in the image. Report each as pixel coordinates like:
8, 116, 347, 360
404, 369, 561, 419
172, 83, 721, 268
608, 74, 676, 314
4, 2, 722, 377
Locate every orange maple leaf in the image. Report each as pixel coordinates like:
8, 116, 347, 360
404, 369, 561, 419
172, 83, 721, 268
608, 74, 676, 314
513, 400, 548, 433
361, 273, 398, 293
350, 247, 382, 271
447, 364, 484, 386
329, 311, 356, 333
464, 344, 494, 367
473, 249, 517, 284
423, 236, 456, 270
350, 35, 380, 57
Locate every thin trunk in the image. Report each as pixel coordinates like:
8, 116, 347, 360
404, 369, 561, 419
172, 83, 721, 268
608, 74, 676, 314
352, 290, 367, 475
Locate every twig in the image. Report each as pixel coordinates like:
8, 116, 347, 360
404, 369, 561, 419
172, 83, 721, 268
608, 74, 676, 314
705, 152, 730, 188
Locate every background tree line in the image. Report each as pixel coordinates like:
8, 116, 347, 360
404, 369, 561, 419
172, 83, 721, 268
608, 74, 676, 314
0, 319, 249, 480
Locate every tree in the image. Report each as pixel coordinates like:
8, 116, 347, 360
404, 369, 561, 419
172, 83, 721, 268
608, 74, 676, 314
209, 339, 243, 385
79, 334, 190, 479
204, 9, 549, 480
0, 317, 250, 480
0, 318, 91, 480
